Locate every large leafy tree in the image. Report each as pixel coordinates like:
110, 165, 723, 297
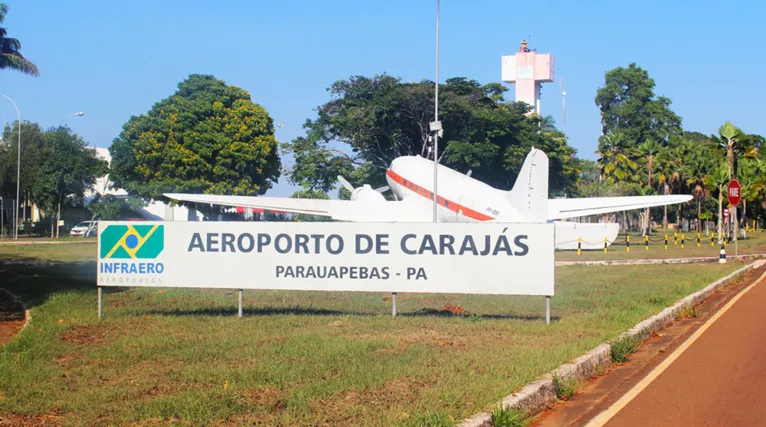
110, 74, 281, 211
0, 4, 38, 76
595, 63, 682, 145
282, 74, 580, 197
0, 121, 47, 222
30, 127, 107, 238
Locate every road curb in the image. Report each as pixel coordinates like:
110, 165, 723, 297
458, 260, 760, 427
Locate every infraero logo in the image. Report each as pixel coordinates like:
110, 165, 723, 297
100, 224, 164, 259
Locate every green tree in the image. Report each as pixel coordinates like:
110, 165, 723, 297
655, 146, 681, 232
109, 74, 281, 217
596, 132, 637, 183
715, 121, 756, 239
0, 121, 47, 226
738, 158, 764, 238
595, 63, 681, 146
539, 114, 557, 133
0, 4, 38, 76
637, 139, 661, 234
30, 127, 107, 238
282, 74, 581, 198
704, 165, 728, 243
85, 193, 121, 232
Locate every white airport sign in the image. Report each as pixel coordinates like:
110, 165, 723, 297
97, 221, 555, 296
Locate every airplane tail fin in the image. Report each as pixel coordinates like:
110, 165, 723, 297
507, 148, 549, 220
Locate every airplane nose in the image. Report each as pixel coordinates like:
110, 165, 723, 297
389, 157, 400, 173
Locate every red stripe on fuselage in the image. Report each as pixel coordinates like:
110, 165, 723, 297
385, 169, 493, 221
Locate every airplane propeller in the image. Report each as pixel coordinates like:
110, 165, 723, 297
337, 175, 388, 194
337, 176, 392, 202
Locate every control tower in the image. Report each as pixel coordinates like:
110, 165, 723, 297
501, 40, 555, 115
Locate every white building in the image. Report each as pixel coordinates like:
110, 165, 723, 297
85, 147, 203, 221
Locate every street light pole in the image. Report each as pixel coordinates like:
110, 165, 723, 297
432, 0, 440, 223
0, 94, 21, 240
59, 111, 84, 126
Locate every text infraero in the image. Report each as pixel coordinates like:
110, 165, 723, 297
187, 233, 530, 256
99, 262, 164, 274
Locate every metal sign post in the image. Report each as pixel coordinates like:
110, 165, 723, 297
728, 179, 741, 260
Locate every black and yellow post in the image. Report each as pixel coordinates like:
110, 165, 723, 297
681, 234, 685, 249
577, 237, 582, 256
626, 235, 630, 252
645, 235, 649, 251
674, 231, 678, 246
665, 234, 668, 250
711, 233, 715, 247
719, 240, 727, 264
604, 237, 607, 253
697, 233, 701, 248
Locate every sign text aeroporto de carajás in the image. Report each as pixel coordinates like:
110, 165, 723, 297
97, 221, 555, 296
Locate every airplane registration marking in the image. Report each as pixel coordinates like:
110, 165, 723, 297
386, 169, 494, 221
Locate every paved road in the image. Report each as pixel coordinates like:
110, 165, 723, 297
596, 267, 766, 426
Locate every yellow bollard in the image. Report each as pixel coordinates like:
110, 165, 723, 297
645, 235, 649, 251
577, 237, 582, 256
674, 231, 678, 246
627, 235, 631, 252
697, 233, 701, 248
604, 236, 607, 253
711, 233, 715, 247
681, 234, 685, 249
665, 234, 668, 250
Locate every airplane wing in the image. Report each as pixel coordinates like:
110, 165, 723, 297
547, 195, 693, 220
163, 193, 432, 222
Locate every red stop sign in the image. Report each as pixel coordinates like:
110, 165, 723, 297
728, 179, 741, 206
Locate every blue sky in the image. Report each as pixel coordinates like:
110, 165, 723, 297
1, 0, 764, 196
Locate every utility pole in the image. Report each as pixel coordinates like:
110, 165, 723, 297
431, 0, 441, 223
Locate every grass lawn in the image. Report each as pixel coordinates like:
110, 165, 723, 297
0, 241, 96, 263
0, 259, 747, 426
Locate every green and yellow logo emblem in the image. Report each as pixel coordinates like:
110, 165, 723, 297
100, 224, 164, 259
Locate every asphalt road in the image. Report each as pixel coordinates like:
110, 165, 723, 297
598, 267, 766, 426
528, 262, 766, 427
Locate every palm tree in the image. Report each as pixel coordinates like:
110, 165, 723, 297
699, 211, 713, 235
0, 4, 38, 76
638, 139, 661, 234
655, 146, 680, 232
596, 132, 637, 183
540, 115, 557, 133
718, 121, 746, 240
704, 165, 729, 244
739, 158, 765, 238
683, 140, 716, 234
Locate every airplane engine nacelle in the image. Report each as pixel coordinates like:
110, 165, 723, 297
350, 185, 387, 203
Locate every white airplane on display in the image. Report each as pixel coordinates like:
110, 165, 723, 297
165, 148, 692, 250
